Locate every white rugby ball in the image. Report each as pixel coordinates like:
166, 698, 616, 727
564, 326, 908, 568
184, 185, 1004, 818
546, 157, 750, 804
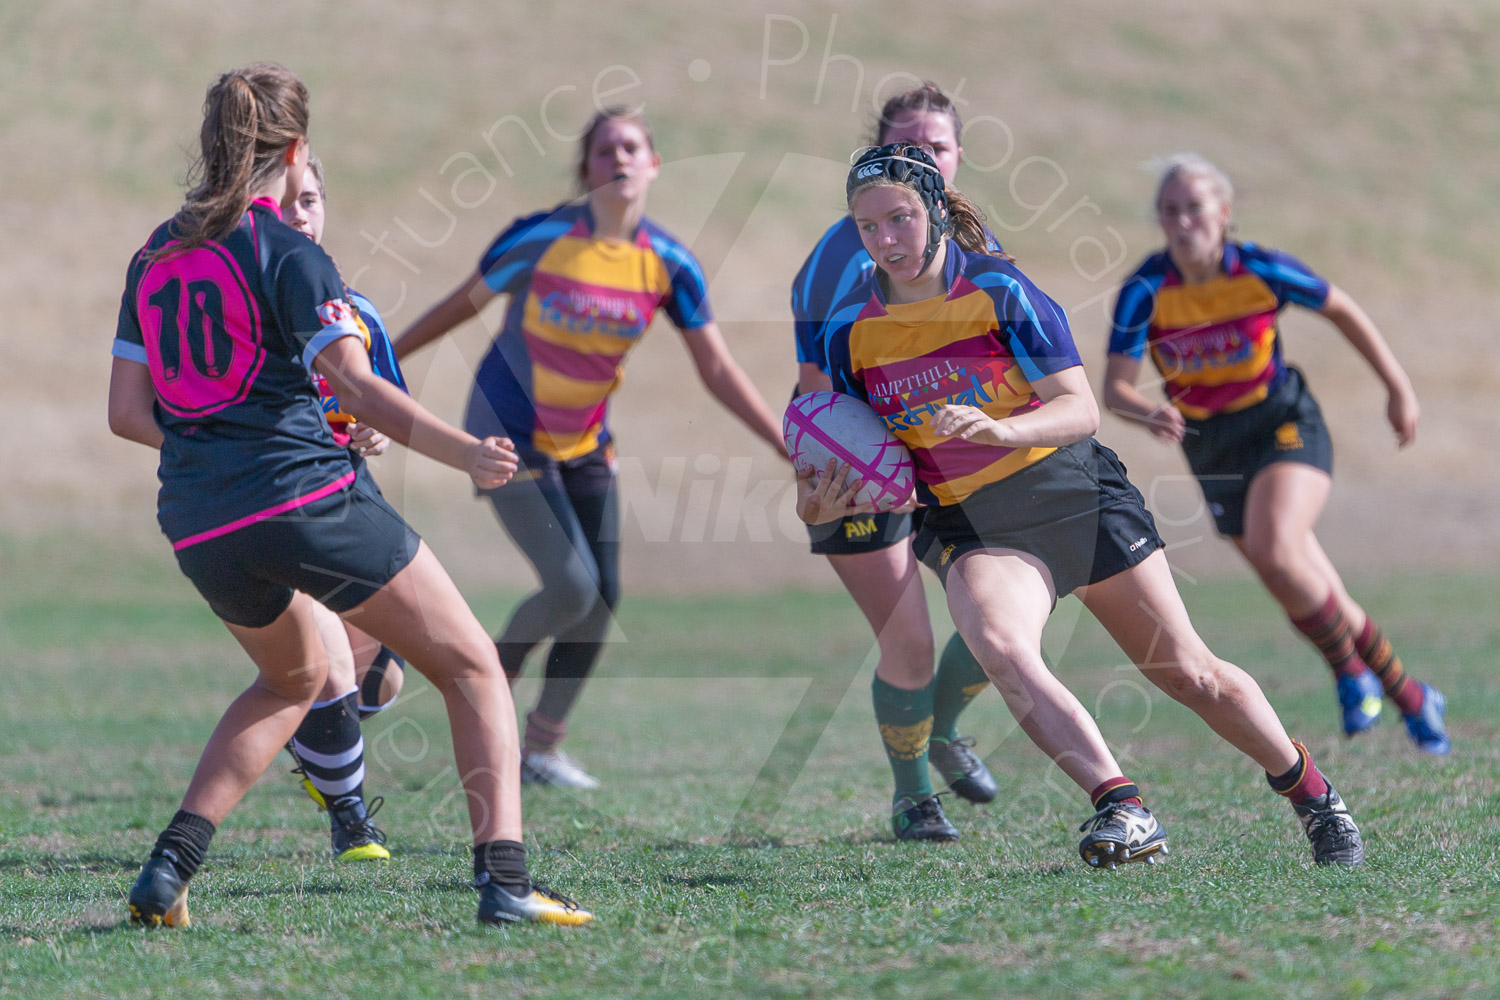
783, 391, 916, 512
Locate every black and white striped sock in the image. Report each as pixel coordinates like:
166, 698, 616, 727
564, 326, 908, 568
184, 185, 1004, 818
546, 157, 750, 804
291, 689, 365, 805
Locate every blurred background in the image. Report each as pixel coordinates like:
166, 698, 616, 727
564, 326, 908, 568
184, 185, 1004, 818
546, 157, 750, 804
4, 0, 1497, 594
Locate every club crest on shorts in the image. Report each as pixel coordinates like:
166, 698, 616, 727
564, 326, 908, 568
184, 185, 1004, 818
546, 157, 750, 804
1274, 421, 1304, 451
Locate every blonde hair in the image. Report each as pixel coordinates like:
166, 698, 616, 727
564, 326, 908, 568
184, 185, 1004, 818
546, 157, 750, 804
171, 63, 309, 251
304, 152, 326, 200
1152, 152, 1233, 211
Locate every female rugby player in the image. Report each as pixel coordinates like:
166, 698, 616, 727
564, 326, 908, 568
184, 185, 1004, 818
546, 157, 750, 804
801, 143, 1366, 868
790, 84, 999, 842
395, 107, 786, 790
109, 63, 590, 927
1103, 154, 1448, 754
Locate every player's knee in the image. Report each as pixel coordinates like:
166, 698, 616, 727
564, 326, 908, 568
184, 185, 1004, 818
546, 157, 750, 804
546, 563, 607, 626
264, 659, 327, 704
964, 632, 1034, 700
876, 627, 934, 680
1243, 532, 1305, 586
1156, 652, 1229, 706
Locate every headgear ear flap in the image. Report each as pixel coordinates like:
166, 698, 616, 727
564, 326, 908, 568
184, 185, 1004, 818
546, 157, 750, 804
846, 142, 950, 278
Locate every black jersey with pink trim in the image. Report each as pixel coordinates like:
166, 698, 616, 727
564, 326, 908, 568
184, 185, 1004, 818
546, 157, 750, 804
112, 198, 366, 547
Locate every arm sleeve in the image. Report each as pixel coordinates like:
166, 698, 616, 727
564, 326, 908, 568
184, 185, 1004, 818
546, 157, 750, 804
269, 244, 364, 375
653, 237, 714, 330
111, 251, 149, 365
478, 214, 555, 296
1107, 271, 1158, 359
1243, 244, 1331, 310
790, 253, 823, 367
348, 291, 409, 393
824, 317, 865, 402
973, 269, 1082, 383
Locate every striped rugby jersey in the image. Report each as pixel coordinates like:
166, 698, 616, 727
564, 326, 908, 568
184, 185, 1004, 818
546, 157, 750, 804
471, 202, 712, 461
826, 244, 1080, 506
1108, 241, 1329, 419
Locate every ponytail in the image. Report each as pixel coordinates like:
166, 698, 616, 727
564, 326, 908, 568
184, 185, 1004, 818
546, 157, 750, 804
945, 186, 1014, 262
169, 63, 309, 252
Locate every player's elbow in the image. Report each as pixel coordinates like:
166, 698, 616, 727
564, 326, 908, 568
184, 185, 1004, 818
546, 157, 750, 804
107, 397, 147, 442
1072, 391, 1101, 438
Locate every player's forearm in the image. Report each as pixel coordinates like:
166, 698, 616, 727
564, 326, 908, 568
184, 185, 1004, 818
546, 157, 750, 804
107, 358, 165, 449
1322, 288, 1413, 397
393, 283, 480, 360
338, 375, 481, 473
109, 410, 164, 449
995, 391, 1100, 448
1103, 377, 1163, 424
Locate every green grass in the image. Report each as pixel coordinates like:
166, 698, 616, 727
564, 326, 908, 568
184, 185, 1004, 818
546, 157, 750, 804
1, 540, 1497, 998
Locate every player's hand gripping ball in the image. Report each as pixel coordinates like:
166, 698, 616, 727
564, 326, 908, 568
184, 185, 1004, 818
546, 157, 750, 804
783, 391, 916, 512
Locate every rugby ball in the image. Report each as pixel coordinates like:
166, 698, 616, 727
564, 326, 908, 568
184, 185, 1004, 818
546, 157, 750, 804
783, 391, 916, 512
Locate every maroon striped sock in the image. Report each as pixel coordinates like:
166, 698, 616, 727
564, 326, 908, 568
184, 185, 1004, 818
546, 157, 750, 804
1355, 619, 1424, 714
1266, 740, 1330, 805
1290, 595, 1366, 679
1090, 777, 1143, 810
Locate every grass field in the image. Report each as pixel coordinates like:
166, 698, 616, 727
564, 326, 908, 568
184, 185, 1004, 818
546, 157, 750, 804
2, 537, 1497, 999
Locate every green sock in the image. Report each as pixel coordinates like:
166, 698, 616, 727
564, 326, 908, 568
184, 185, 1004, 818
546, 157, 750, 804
871, 674, 935, 803
931, 632, 989, 743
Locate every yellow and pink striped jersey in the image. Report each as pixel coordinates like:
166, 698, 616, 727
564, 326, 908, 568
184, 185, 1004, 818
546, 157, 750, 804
1109, 242, 1330, 419
826, 245, 1082, 506
471, 203, 712, 461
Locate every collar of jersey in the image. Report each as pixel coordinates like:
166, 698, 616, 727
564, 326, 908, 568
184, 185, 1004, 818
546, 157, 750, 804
1164, 240, 1241, 284
874, 241, 965, 327
576, 201, 642, 256
251, 196, 284, 220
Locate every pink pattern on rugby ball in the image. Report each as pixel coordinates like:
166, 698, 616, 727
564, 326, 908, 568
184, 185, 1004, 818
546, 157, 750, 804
783, 391, 916, 512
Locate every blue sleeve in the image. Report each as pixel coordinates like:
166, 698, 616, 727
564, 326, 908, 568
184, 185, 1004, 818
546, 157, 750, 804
1108, 271, 1159, 359
478, 213, 562, 296
970, 268, 1082, 384
790, 254, 821, 366
791, 220, 875, 371
348, 290, 409, 393
1241, 244, 1330, 310
651, 235, 714, 330
823, 303, 868, 401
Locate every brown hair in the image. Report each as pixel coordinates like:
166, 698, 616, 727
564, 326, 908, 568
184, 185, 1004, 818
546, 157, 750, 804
848, 177, 1014, 264
574, 105, 654, 195
870, 82, 963, 146
946, 187, 1009, 259
171, 63, 309, 251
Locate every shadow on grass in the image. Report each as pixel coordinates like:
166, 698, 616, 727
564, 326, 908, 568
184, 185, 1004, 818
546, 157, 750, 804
0, 853, 139, 873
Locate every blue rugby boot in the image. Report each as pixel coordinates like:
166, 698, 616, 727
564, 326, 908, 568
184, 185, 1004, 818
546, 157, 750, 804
1336, 670, 1383, 736
1402, 683, 1451, 756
